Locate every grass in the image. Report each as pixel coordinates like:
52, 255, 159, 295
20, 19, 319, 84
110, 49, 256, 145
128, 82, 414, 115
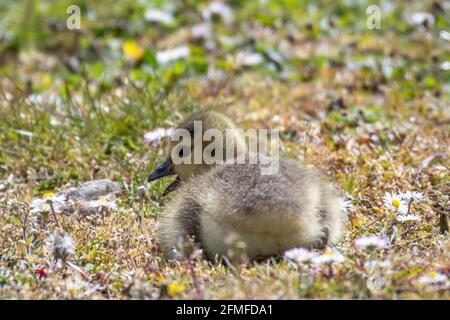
0, 0, 449, 299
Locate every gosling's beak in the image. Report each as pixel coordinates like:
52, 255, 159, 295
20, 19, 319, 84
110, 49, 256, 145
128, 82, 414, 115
147, 159, 175, 182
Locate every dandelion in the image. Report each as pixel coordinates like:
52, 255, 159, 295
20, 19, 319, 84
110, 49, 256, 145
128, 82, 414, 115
123, 41, 144, 62
156, 46, 190, 64
383, 191, 408, 214
355, 235, 388, 250
312, 248, 345, 265
396, 214, 421, 222
167, 282, 185, 297
144, 127, 174, 148
418, 271, 448, 284
46, 228, 75, 261
144, 9, 174, 25
284, 247, 317, 263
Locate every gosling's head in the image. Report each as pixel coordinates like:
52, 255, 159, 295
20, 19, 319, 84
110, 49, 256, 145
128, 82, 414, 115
147, 110, 242, 186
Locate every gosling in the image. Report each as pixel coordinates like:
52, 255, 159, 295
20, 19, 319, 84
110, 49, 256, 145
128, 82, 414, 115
147, 111, 346, 260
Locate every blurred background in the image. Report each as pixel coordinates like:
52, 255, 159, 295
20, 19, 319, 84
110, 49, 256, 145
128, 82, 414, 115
0, 0, 449, 300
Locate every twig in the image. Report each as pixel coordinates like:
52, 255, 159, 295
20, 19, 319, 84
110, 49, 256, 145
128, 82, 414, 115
48, 201, 62, 228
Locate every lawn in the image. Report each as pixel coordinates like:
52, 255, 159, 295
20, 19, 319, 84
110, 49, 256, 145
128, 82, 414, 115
0, 0, 448, 299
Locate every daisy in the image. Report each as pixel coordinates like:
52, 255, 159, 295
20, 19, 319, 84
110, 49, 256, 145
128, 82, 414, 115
364, 259, 391, 270
191, 23, 210, 39
83, 196, 117, 210
312, 248, 345, 265
396, 214, 421, 222
144, 127, 175, 148
156, 46, 190, 64
407, 12, 435, 27
400, 191, 424, 202
235, 51, 263, 67
418, 271, 448, 284
202, 1, 234, 24
383, 191, 408, 214
439, 30, 450, 41
284, 247, 317, 263
30, 193, 66, 214
441, 62, 450, 71
355, 235, 388, 250
144, 9, 174, 25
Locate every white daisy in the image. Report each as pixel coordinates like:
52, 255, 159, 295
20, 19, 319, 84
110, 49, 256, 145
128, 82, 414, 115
235, 51, 263, 66
396, 214, 421, 222
355, 235, 389, 250
144, 127, 175, 148
144, 9, 174, 25
400, 191, 424, 202
312, 249, 345, 265
383, 191, 408, 214
156, 46, 190, 64
440, 62, 450, 71
30, 192, 67, 214
418, 271, 448, 284
284, 247, 317, 263
439, 30, 450, 41
202, 1, 234, 24
364, 259, 391, 270
191, 23, 210, 39
407, 12, 435, 27
83, 196, 117, 210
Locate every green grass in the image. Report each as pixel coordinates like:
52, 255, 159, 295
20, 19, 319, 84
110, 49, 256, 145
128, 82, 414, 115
0, 0, 449, 299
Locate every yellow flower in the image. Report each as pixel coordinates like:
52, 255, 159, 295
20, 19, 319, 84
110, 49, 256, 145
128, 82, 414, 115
123, 41, 144, 62
43, 192, 56, 199
40, 73, 53, 89
167, 282, 185, 297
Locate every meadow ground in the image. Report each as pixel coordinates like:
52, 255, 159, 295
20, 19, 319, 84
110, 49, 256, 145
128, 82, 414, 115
0, 1, 449, 299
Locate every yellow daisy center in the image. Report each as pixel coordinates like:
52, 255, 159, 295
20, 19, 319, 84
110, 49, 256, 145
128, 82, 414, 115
391, 199, 400, 208
429, 272, 437, 279
43, 192, 55, 199
324, 250, 333, 257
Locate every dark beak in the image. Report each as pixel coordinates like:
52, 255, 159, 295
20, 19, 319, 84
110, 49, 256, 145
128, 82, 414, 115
147, 159, 175, 182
